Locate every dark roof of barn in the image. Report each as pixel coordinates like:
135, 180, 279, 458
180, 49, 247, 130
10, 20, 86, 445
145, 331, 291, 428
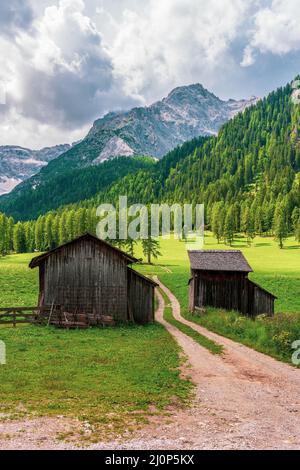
188, 250, 253, 273
127, 267, 158, 287
29, 233, 138, 268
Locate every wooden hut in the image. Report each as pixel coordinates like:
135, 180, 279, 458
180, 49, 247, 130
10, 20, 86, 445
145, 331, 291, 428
188, 250, 276, 317
29, 233, 157, 326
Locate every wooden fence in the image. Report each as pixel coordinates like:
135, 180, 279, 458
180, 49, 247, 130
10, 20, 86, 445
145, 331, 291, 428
0, 307, 52, 327
0, 306, 115, 328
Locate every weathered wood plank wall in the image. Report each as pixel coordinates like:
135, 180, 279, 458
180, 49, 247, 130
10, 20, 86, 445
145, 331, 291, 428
41, 238, 128, 321
127, 269, 155, 324
190, 270, 275, 317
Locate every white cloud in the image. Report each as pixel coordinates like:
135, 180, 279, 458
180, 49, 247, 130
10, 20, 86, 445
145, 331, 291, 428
108, 0, 251, 101
0, 0, 139, 148
242, 0, 300, 66
0, 0, 300, 148
241, 45, 255, 67
0, 0, 33, 36
0, 105, 90, 149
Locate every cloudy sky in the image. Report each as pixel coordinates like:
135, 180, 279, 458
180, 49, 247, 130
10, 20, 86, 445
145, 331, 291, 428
0, 0, 299, 149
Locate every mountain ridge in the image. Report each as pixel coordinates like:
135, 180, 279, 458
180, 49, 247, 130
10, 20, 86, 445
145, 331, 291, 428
0, 144, 71, 195
88, 83, 258, 160
0, 83, 258, 215
1, 83, 257, 191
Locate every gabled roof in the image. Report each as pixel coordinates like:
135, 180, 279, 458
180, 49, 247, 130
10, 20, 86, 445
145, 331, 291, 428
188, 250, 253, 273
127, 267, 159, 287
248, 279, 277, 299
29, 233, 138, 269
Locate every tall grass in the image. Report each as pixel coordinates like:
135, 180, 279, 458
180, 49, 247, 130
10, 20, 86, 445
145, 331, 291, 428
183, 309, 300, 364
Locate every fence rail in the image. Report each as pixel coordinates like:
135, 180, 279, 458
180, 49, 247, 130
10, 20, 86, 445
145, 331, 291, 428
0, 307, 52, 327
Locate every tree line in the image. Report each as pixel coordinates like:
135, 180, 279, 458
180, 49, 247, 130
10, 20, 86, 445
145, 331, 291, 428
210, 199, 300, 248
0, 80, 300, 253
1, 207, 162, 263
1, 194, 299, 258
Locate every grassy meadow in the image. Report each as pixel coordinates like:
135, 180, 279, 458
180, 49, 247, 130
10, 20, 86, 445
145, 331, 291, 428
137, 232, 300, 364
0, 232, 299, 433
0, 253, 191, 437
136, 232, 300, 313
0, 323, 191, 439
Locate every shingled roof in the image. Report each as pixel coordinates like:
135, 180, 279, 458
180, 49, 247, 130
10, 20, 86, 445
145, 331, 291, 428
29, 233, 138, 269
188, 250, 253, 273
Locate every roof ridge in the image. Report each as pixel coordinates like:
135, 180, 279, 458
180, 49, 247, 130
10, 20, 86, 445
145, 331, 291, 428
29, 232, 138, 269
188, 250, 253, 273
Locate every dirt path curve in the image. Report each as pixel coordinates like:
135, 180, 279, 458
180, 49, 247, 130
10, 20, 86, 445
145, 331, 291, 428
144, 277, 300, 450
1, 281, 300, 450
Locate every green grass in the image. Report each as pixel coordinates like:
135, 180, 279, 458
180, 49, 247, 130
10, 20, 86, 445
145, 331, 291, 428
0, 323, 191, 438
0, 253, 39, 307
159, 288, 223, 355
182, 308, 300, 365
136, 232, 300, 365
0, 232, 299, 434
136, 232, 300, 313
0, 253, 192, 437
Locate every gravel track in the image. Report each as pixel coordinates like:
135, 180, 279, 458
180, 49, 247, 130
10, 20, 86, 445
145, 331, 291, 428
1, 279, 299, 450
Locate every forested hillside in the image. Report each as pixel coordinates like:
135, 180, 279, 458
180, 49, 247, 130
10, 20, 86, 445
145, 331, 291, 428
0, 83, 255, 216
1, 79, 300, 253
87, 80, 300, 246
0, 156, 155, 220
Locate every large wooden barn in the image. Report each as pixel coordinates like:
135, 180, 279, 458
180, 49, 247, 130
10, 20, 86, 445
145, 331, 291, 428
188, 250, 276, 317
29, 233, 157, 326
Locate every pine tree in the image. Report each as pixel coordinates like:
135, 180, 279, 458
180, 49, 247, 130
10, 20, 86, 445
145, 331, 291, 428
142, 238, 161, 264
211, 203, 224, 243
292, 208, 300, 232
44, 213, 55, 250
66, 210, 76, 242
224, 207, 235, 246
255, 206, 263, 236
24, 221, 34, 252
13, 222, 26, 253
0, 214, 6, 255
273, 201, 289, 249
35, 216, 45, 252
295, 216, 300, 243
58, 211, 68, 245
123, 238, 137, 257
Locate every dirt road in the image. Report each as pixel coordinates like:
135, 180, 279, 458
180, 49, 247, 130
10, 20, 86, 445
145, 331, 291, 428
142, 277, 300, 450
1, 279, 299, 450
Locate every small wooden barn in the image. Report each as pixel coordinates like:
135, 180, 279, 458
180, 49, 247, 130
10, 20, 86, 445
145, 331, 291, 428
188, 250, 276, 317
29, 233, 157, 326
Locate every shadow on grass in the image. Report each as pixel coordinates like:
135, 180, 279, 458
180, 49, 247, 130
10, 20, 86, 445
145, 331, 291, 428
254, 243, 272, 247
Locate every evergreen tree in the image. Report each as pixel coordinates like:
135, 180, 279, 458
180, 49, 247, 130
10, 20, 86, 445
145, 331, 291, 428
13, 222, 26, 253
295, 215, 300, 242
224, 207, 235, 246
255, 206, 264, 236
211, 202, 224, 243
123, 238, 137, 257
58, 211, 68, 245
292, 207, 300, 232
0, 214, 6, 255
273, 201, 289, 249
35, 216, 44, 252
142, 238, 161, 264
44, 213, 55, 250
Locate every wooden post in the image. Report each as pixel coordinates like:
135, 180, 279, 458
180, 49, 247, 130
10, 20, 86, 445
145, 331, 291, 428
47, 301, 54, 326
